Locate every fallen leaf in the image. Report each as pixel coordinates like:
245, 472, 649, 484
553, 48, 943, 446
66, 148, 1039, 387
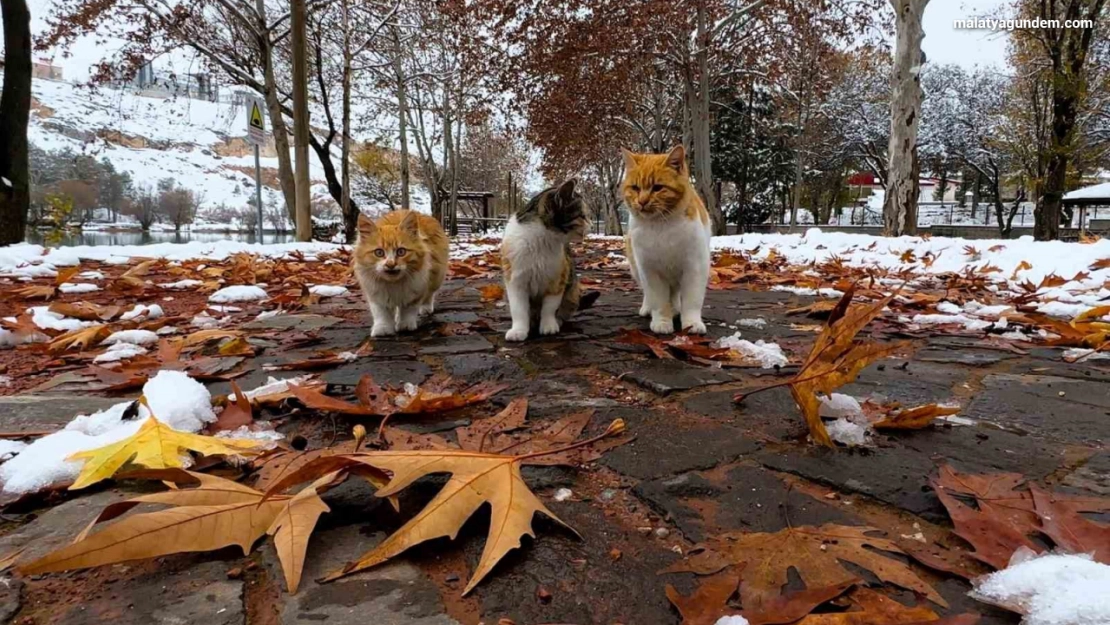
21, 471, 327, 594
663, 524, 946, 608
791, 588, 938, 624
48, 324, 112, 353
48, 301, 122, 321
931, 467, 1041, 569
479, 284, 505, 302
212, 381, 254, 432
1029, 485, 1110, 564
872, 404, 961, 430
737, 287, 906, 447
263, 420, 624, 594
665, 570, 742, 625
68, 410, 264, 490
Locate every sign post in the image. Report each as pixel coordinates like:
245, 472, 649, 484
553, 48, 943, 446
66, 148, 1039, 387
245, 97, 267, 241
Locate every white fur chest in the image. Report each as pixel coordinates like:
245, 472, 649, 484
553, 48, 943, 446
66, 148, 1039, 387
357, 262, 429, 308
628, 211, 710, 282
503, 216, 566, 296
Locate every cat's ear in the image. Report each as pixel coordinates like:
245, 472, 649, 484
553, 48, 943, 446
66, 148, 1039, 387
357, 213, 377, 238
665, 145, 686, 173
555, 178, 577, 204
621, 148, 638, 172
399, 210, 420, 235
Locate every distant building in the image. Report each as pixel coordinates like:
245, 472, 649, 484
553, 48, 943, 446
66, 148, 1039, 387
31, 60, 64, 81
846, 172, 961, 203
118, 61, 219, 102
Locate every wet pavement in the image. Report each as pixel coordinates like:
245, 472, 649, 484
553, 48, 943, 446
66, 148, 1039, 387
2, 258, 1108, 625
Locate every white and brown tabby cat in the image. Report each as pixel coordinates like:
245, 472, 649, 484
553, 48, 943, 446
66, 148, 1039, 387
352, 210, 448, 336
501, 179, 588, 341
622, 145, 711, 335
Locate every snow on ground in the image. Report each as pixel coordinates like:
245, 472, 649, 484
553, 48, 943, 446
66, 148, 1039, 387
0, 370, 277, 495
972, 549, 1110, 625
309, 285, 349, 297
711, 229, 1110, 316
715, 333, 790, 368
209, 285, 268, 303
103, 329, 160, 346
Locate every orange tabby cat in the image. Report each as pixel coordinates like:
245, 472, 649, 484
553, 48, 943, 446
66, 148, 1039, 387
622, 145, 711, 334
352, 210, 448, 336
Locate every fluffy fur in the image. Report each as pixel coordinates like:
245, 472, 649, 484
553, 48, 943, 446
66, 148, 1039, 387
501, 179, 587, 342
622, 144, 711, 334
352, 210, 448, 336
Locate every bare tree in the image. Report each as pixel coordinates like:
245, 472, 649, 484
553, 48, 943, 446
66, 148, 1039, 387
883, 0, 929, 236
0, 0, 31, 245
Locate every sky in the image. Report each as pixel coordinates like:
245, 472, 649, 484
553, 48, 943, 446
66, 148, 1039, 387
921, 0, 1013, 70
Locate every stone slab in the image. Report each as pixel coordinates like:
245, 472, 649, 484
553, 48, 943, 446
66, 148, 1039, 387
417, 334, 494, 356
262, 525, 459, 625
962, 373, 1110, 444
441, 353, 524, 384
600, 407, 760, 480
323, 360, 433, 387
634, 464, 858, 542
601, 359, 738, 396
241, 313, 344, 332
0, 395, 125, 433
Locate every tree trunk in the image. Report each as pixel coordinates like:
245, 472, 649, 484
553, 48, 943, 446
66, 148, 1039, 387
693, 1, 723, 235
255, 0, 297, 227
0, 0, 32, 245
971, 171, 980, 219
340, 0, 355, 243
1036, 91, 1080, 240
883, 0, 929, 236
291, 0, 312, 241
391, 29, 411, 211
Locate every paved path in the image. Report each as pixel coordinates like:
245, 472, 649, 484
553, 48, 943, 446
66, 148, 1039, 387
2, 255, 1108, 624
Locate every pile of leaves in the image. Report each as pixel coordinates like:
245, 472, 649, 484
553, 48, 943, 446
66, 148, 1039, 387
15, 398, 628, 596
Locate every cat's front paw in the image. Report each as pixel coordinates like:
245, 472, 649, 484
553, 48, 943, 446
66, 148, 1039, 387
638, 302, 651, 317
505, 327, 529, 342
539, 317, 560, 335
397, 316, 420, 332
683, 319, 707, 334
649, 317, 675, 334
418, 304, 434, 316
371, 323, 396, 337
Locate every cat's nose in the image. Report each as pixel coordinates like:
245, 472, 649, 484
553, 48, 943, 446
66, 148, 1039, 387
384, 259, 397, 268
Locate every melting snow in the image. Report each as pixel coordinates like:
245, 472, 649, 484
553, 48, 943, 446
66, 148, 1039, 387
972, 549, 1110, 625
209, 285, 268, 303
716, 334, 789, 368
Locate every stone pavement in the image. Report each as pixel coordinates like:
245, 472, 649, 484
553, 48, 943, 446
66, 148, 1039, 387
2, 261, 1108, 624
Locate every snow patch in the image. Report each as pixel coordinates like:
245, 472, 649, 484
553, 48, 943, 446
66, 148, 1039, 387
120, 304, 164, 321
58, 282, 100, 294
309, 285, 349, 297
209, 285, 268, 303
103, 329, 160, 346
826, 418, 869, 447
972, 549, 1110, 625
715, 333, 789, 368
93, 342, 148, 363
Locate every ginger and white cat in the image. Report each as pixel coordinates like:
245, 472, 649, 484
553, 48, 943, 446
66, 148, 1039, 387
622, 145, 711, 335
501, 179, 588, 342
352, 210, 449, 337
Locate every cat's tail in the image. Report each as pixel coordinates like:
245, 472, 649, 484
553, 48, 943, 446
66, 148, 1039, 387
578, 290, 601, 311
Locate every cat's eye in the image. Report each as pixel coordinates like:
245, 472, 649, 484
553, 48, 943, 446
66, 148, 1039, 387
395, 247, 407, 257
652, 184, 664, 192
374, 249, 385, 258
630, 185, 640, 192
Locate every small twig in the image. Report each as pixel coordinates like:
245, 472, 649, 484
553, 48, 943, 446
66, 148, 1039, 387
514, 419, 625, 462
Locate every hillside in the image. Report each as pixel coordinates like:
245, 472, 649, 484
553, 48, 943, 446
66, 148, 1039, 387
25, 77, 430, 226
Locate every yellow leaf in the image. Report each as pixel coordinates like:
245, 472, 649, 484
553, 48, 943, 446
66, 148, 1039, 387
317, 451, 577, 594
873, 404, 961, 430
67, 415, 263, 490
1074, 305, 1110, 324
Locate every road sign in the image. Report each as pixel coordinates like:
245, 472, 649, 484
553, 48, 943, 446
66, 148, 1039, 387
246, 97, 266, 146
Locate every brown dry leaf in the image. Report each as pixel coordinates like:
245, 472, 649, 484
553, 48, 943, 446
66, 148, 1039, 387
0, 548, 24, 572
266, 473, 335, 592
13, 284, 59, 300
663, 524, 946, 609
616, 329, 731, 361
1029, 485, 1110, 564
48, 324, 112, 353
737, 287, 905, 447
118, 259, 159, 290
264, 420, 624, 594
212, 381, 254, 432
792, 588, 939, 625
48, 302, 122, 321
479, 284, 505, 302
265, 346, 371, 371
217, 336, 256, 357
931, 467, 1041, 570
1074, 305, 1110, 324
665, 570, 742, 625
20, 471, 327, 594
454, 398, 529, 452
872, 404, 961, 430
183, 329, 243, 348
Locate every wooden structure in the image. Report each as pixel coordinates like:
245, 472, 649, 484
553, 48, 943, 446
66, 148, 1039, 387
446, 191, 497, 236
1063, 182, 1110, 234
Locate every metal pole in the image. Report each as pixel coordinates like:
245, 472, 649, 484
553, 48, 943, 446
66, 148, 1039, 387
254, 144, 264, 241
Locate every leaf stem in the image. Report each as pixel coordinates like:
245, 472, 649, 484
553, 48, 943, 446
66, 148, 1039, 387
513, 419, 624, 462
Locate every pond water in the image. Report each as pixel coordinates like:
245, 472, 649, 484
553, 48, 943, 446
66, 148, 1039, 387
24, 229, 299, 248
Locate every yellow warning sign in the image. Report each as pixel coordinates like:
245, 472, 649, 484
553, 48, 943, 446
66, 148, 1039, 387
249, 102, 264, 130
246, 96, 266, 146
